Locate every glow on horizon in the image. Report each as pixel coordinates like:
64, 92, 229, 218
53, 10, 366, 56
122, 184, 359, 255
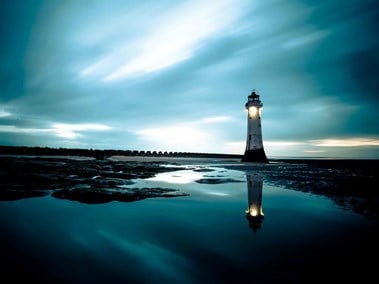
135, 126, 211, 152
135, 116, 236, 152
224, 140, 303, 155
226, 138, 379, 157
310, 138, 379, 147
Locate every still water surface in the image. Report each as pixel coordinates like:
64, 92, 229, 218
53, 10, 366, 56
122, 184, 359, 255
0, 166, 377, 283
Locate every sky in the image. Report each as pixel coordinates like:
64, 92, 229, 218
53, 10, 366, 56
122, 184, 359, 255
1, 0, 378, 158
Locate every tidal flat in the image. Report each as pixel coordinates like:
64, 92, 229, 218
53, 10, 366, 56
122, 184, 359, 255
0, 155, 378, 283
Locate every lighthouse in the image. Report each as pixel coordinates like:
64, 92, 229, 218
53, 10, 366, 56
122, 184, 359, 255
245, 173, 264, 232
241, 90, 268, 163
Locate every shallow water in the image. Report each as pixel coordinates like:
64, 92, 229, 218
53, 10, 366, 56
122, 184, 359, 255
0, 164, 378, 283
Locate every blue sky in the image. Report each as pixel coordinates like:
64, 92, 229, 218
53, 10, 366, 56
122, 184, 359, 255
1, 0, 378, 158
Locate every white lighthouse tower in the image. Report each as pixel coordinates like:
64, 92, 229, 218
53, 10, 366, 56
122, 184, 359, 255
241, 90, 268, 163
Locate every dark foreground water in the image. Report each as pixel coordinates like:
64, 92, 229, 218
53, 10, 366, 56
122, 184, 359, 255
0, 156, 378, 283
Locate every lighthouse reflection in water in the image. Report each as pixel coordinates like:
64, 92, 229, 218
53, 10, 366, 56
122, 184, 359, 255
245, 173, 264, 232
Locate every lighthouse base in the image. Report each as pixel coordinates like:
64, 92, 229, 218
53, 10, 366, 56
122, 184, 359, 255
241, 148, 268, 163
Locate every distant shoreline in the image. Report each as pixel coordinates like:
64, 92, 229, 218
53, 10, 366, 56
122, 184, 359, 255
0, 145, 241, 160
1, 145, 378, 162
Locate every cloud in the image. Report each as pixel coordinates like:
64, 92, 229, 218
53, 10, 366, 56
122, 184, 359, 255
304, 150, 326, 153
77, 0, 245, 82
309, 138, 379, 147
1, 0, 378, 158
265, 138, 379, 158
0, 109, 12, 118
52, 123, 111, 139
0, 125, 50, 135
282, 30, 330, 49
197, 116, 233, 124
0, 123, 111, 140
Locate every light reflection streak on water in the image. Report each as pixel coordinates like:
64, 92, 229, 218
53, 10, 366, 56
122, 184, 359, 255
139, 167, 244, 198
205, 191, 229, 196
147, 169, 204, 184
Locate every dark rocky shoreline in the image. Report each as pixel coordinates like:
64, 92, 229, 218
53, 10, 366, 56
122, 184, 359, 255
0, 156, 189, 203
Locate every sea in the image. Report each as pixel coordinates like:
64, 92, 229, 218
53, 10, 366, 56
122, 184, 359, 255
0, 155, 378, 283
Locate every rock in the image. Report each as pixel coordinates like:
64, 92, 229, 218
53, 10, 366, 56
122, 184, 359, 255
52, 186, 188, 204
0, 156, 188, 202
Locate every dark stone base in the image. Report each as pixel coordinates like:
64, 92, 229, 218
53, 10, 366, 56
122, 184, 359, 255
241, 148, 268, 163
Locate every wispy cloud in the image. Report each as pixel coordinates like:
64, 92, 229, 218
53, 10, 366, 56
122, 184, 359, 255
0, 108, 12, 117
0, 123, 111, 140
52, 123, 111, 139
282, 30, 330, 49
197, 116, 233, 124
304, 150, 326, 153
309, 138, 379, 147
0, 125, 50, 135
79, 0, 244, 81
